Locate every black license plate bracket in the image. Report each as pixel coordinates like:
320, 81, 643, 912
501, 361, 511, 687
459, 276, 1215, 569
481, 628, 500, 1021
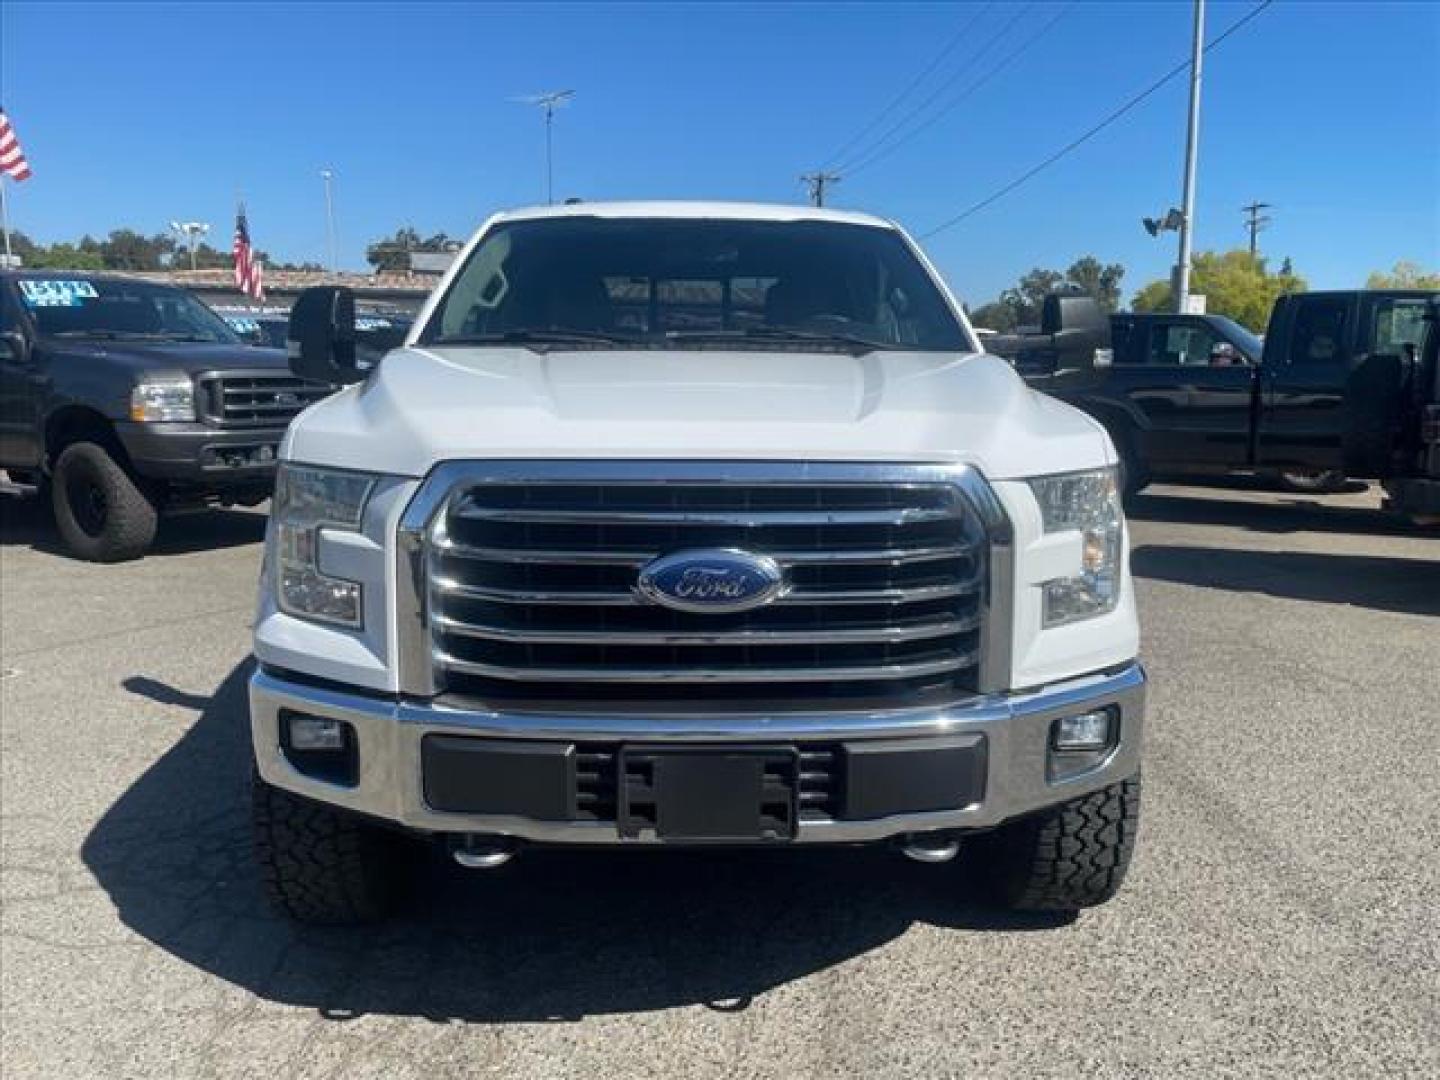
619, 746, 798, 842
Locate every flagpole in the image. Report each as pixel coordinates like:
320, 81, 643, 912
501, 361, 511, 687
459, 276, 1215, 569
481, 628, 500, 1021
1, 176, 12, 262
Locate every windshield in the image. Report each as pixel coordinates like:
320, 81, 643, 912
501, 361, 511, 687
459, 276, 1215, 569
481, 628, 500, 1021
1211, 315, 1263, 360
18, 278, 241, 343
420, 216, 969, 352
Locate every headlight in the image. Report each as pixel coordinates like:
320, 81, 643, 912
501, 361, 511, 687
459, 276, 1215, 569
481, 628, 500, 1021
1028, 467, 1123, 627
273, 463, 376, 628
130, 373, 195, 422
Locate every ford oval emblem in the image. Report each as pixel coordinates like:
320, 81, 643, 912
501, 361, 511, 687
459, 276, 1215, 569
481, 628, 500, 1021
635, 548, 788, 614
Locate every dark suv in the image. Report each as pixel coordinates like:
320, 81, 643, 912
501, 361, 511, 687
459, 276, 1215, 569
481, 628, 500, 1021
0, 272, 331, 560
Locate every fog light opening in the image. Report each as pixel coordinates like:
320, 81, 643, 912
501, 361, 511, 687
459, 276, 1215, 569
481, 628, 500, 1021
279, 709, 358, 786
287, 714, 346, 751
1052, 708, 1116, 753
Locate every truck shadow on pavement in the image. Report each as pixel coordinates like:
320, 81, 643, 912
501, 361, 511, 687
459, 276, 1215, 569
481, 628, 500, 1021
1132, 545, 1440, 617
85, 661, 1069, 1024
1126, 487, 1427, 539
0, 497, 265, 556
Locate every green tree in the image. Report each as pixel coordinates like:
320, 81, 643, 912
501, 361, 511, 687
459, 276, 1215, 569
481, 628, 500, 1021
1131, 250, 1306, 331
1063, 256, 1126, 312
25, 243, 105, 271
969, 301, 1016, 332
98, 229, 176, 271
974, 256, 1126, 330
998, 268, 1064, 328
364, 226, 456, 273
1366, 261, 1440, 290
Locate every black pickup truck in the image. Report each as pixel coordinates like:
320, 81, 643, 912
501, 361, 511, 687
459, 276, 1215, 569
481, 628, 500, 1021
1006, 290, 1438, 499
0, 271, 331, 560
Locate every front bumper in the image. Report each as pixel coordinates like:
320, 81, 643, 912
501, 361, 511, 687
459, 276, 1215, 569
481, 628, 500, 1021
250, 662, 1145, 844
116, 421, 287, 483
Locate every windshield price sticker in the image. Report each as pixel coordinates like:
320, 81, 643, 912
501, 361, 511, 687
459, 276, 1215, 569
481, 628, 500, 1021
18, 280, 100, 307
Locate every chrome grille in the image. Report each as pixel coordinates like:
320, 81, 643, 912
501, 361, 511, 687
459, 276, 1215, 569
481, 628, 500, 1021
197, 371, 333, 427
410, 464, 997, 710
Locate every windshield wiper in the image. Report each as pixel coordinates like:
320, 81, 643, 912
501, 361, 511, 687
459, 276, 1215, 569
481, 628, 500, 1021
663, 327, 892, 355
428, 328, 641, 351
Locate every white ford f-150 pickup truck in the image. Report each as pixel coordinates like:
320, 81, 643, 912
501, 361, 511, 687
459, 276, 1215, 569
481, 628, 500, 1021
251, 202, 1144, 923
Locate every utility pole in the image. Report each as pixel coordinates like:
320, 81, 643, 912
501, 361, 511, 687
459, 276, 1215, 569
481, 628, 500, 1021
515, 91, 575, 204
800, 171, 841, 207
1175, 0, 1205, 313
320, 169, 337, 273
1241, 201, 1272, 257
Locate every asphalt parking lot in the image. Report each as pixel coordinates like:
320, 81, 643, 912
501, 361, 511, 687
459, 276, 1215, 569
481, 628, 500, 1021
2, 480, 1437, 1079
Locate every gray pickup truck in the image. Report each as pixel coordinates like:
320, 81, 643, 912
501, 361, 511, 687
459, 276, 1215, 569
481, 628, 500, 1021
0, 271, 331, 560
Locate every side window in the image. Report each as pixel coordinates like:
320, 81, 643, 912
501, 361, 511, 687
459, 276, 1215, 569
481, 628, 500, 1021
1369, 298, 1428, 355
1287, 299, 1349, 365
1147, 321, 1223, 366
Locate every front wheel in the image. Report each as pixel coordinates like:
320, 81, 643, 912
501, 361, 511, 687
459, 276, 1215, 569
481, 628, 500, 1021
251, 772, 403, 924
971, 775, 1141, 912
50, 441, 158, 561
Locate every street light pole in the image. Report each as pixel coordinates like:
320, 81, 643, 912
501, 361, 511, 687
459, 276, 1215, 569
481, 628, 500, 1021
320, 169, 338, 273
1175, 0, 1205, 313
169, 221, 210, 272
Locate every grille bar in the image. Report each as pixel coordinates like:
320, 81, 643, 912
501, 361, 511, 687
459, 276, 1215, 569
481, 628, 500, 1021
435, 649, 979, 683
432, 612, 978, 645
450, 504, 958, 527
431, 575, 982, 607
435, 537, 974, 567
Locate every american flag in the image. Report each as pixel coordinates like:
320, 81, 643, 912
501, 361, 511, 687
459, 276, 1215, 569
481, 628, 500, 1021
233, 204, 264, 301
0, 107, 33, 182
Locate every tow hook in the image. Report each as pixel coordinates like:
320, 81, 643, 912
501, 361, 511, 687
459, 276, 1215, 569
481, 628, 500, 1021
450, 835, 519, 869
899, 832, 961, 864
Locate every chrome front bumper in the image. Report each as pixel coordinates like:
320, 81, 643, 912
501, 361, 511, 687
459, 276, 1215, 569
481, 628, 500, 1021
250, 662, 1145, 844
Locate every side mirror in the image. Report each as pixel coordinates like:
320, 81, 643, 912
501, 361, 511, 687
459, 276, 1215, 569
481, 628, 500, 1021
1040, 293, 1111, 370
0, 331, 26, 364
287, 286, 364, 385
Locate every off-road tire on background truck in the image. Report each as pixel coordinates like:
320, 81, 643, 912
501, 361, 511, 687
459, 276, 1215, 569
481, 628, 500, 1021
50, 441, 158, 562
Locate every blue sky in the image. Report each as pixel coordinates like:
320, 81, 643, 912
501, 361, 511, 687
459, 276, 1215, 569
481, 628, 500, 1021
2, 1, 1437, 306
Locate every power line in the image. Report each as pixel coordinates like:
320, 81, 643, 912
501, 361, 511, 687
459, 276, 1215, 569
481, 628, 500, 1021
833, 3, 1035, 176
1242, 200, 1272, 255
919, 0, 1277, 241
820, 3, 995, 172
841, 2, 1073, 180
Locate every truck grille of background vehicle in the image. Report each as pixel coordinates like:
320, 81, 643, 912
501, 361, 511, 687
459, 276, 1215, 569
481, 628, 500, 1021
196, 374, 333, 427
426, 477, 988, 709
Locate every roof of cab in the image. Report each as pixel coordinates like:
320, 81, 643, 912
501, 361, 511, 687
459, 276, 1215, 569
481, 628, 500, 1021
490, 200, 897, 230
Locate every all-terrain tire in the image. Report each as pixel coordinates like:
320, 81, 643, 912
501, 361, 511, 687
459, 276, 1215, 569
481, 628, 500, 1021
974, 774, 1141, 912
251, 771, 400, 924
50, 441, 157, 561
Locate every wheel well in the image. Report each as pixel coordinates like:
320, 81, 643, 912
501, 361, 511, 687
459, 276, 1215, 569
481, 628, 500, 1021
44, 406, 130, 471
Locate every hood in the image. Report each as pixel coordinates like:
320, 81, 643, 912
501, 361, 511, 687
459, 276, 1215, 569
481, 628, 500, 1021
284, 346, 1112, 481
41, 339, 289, 376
